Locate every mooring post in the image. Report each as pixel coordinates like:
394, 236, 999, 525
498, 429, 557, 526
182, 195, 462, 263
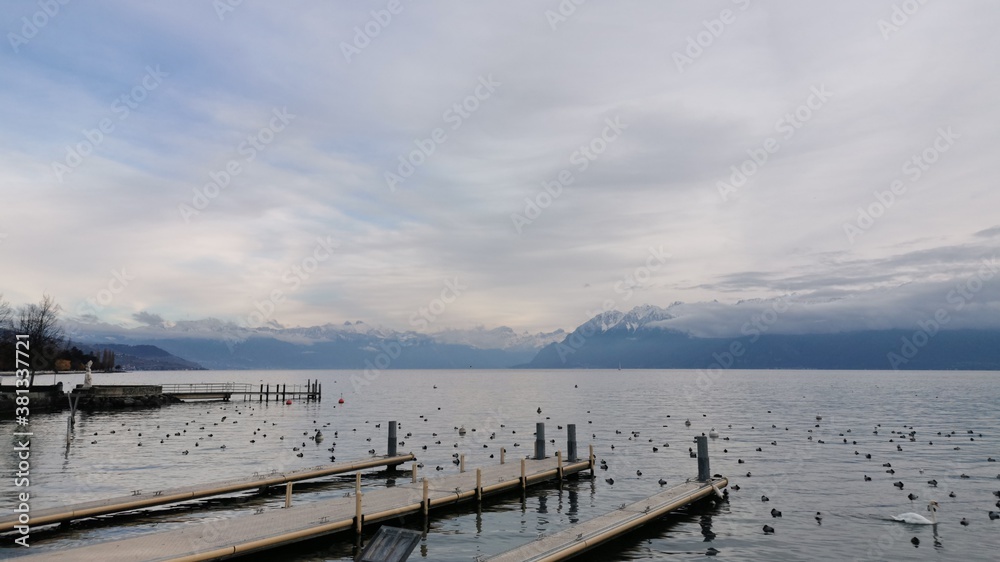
284, 482, 292, 508
696, 435, 710, 481
412, 461, 417, 483
65, 417, 72, 445
354, 472, 362, 533
556, 450, 564, 480
500, 447, 506, 464
306, 379, 310, 401
476, 468, 482, 500
535, 422, 546, 460
422, 478, 429, 516
318, 382, 322, 401
567, 424, 577, 462
388, 420, 398, 457
460, 454, 465, 473
589, 444, 595, 472
282, 384, 286, 401
520, 458, 526, 490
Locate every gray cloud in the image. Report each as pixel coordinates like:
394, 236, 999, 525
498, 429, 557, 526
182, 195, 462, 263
1, 1, 999, 334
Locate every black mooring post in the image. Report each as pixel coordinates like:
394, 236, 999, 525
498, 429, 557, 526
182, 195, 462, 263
535, 422, 546, 460
697, 435, 710, 481
388, 421, 398, 457
567, 424, 577, 462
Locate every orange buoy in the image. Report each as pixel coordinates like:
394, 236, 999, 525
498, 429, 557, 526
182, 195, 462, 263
338, 393, 345, 404
285, 399, 292, 405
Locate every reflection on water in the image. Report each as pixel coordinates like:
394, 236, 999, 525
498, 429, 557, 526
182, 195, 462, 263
1, 369, 999, 561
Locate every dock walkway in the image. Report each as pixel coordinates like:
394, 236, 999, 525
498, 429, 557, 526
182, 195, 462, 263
11, 456, 592, 562
484, 476, 728, 562
0, 455, 413, 532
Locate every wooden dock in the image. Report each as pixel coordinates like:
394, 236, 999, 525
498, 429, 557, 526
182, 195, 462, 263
160, 380, 322, 402
11, 454, 594, 562
0, 454, 413, 532
484, 476, 729, 562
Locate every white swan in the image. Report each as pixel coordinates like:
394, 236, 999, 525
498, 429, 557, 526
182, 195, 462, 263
892, 501, 938, 524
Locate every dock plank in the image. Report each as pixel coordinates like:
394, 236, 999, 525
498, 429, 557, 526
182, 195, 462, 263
0, 455, 414, 532
484, 477, 728, 562
10, 457, 592, 562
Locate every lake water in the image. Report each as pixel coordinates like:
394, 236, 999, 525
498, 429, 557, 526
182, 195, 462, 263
2, 369, 999, 561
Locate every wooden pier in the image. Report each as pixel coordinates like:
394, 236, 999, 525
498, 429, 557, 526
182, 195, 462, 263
11, 453, 594, 562
160, 380, 321, 402
484, 477, 728, 562
0, 454, 412, 532
485, 434, 728, 561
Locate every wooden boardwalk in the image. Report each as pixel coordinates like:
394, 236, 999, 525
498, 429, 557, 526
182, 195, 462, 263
12, 456, 593, 562
0, 455, 413, 532
485, 477, 729, 562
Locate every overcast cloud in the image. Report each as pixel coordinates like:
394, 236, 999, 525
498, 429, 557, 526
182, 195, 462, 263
1, 1, 998, 335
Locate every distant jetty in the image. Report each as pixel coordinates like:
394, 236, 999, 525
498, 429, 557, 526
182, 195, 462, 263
0, 383, 180, 413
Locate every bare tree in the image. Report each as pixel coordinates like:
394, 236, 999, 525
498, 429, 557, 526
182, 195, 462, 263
0, 294, 11, 331
16, 295, 64, 385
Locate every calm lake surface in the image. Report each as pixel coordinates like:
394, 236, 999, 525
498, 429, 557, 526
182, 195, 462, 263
2, 369, 999, 561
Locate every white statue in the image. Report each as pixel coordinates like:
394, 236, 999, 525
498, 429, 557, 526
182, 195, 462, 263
83, 360, 93, 388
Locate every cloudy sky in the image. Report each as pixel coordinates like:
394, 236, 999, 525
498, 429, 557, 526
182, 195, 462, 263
2, 1, 998, 335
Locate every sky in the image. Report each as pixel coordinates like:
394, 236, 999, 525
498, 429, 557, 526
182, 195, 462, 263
1, 0, 999, 336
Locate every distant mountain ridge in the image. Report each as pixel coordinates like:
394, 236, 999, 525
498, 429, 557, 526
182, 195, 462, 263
63, 319, 565, 370
63, 303, 1000, 371
524, 305, 1000, 370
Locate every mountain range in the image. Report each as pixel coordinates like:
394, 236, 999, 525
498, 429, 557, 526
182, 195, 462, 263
63, 303, 1000, 371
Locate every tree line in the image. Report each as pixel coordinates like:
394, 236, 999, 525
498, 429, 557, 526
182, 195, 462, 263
1, 294, 117, 385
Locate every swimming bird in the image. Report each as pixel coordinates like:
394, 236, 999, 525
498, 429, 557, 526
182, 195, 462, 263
709, 428, 719, 438
815, 512, 822, 523
908, 493, 918, 502
770, 508, 782, 517
892, 501, 938, 524
927, 479, 938, 487
894, 481, 904, 489
911, 537, 919, 546
762, 525, 774, 534
658, 478, 667, 486
864, 475, 872, 481
989, 511, 999, 520
960, 518, 969, 526
605, 478, 614, 485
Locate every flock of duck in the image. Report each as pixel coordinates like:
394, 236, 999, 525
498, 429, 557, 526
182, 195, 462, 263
74, 385, 999, 557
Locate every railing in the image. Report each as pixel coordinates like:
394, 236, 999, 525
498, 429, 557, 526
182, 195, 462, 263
161, 382, 251, 394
